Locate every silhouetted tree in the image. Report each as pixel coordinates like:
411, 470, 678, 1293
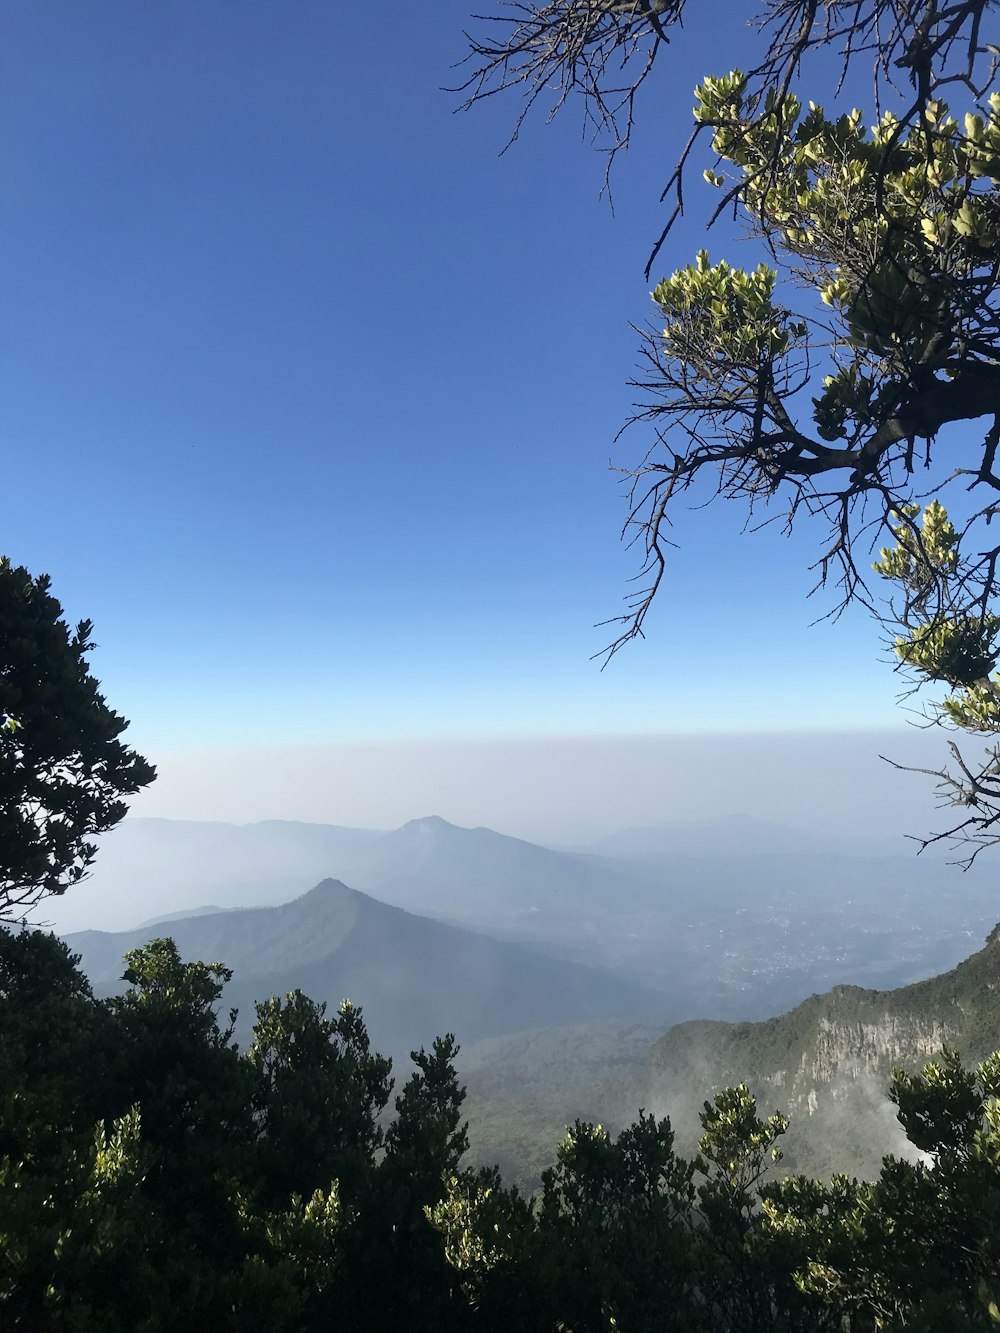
0, 557, 155, 921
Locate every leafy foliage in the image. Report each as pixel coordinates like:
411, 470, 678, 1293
247, 990, 392, 1208
0, 929, 472, 1330
874, 501, 1000, 855
0, 558, 155, 921
462, 0, 1000, 854
623, 75, 1000, 657
762, 1050, 1000, 1329
5, 923, 1000, 1328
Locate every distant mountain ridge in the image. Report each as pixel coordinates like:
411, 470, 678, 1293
137, 905, 235, 928
73, 810, 884, 933
64, 879, 668, 1060
65, 814, 637, 934
52, 813, 1000, 1023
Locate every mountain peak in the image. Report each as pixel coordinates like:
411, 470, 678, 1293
399, 815, 457, 833
299, 877, 359, 900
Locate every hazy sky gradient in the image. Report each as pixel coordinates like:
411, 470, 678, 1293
0, 1, 935, 769
130, 729, 953, 849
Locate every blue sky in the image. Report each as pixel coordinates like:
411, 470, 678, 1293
1, 0, 914, 764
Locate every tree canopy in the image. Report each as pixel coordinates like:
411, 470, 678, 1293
461, 0, 1000, 857
0, 558, 155, 921
7, 922, 1000, 1329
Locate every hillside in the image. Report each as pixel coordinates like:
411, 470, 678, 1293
65, 879, 668, 1061
458, 1018, 666, 1192
647, 921, 1000, 1177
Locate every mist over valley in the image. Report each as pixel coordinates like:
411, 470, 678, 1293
55, 810, 1000, 1188
65, 811, 998, 1012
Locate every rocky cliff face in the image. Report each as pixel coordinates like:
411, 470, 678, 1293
805, 1011, 957, 1088
646, 926, 1000, 1176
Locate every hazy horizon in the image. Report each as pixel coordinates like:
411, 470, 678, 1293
124, 726, 952, 849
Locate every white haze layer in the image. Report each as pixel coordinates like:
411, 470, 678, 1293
125, 728, 947, 847
39, 726, 979, 936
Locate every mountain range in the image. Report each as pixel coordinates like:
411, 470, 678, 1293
54, 813, 1000, 1190
65, 878, 667, 1060
53, 813, 1000, 1022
